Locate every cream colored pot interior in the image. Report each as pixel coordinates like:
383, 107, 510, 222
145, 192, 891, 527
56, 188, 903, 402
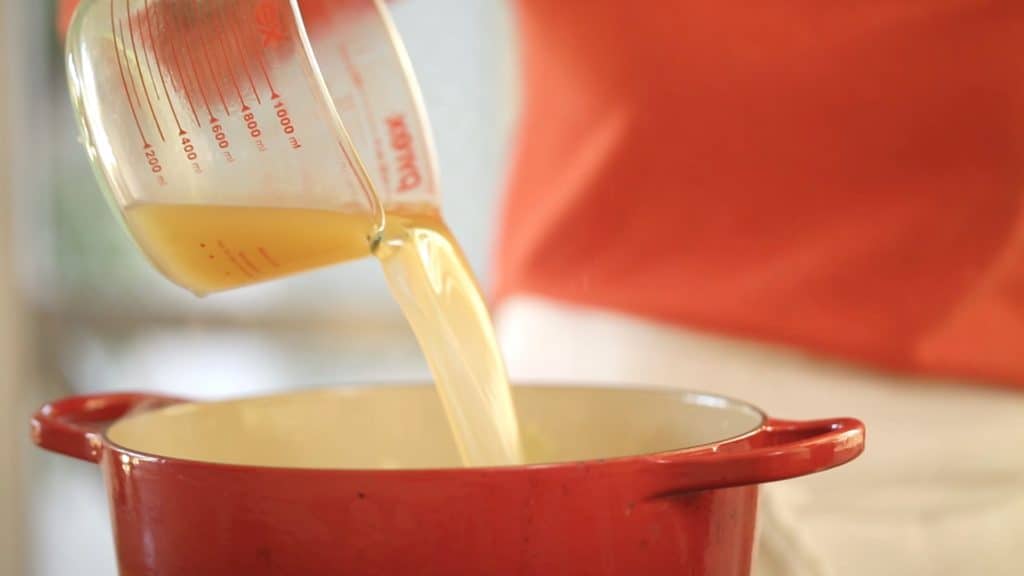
106, 385, 764, 469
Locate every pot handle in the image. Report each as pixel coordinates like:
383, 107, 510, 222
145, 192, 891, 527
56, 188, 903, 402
31, 393, 186, 464
649, 417, 865, 496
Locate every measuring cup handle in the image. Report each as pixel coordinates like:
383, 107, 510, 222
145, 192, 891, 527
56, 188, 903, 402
31, 393, 186, 463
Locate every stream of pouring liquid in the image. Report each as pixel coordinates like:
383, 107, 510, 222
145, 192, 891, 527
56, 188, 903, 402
373, 217, 524, 466
123, 203, 524, 466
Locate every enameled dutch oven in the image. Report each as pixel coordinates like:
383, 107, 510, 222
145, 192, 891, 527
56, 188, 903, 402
32, 384, 864, 575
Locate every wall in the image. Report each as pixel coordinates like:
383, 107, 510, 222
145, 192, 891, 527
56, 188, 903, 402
2, 0, 29, 573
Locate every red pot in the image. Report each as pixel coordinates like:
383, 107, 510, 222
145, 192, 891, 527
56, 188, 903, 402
32, 384, 864, 575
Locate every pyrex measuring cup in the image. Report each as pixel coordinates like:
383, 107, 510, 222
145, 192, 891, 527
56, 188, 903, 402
65, 0, 439, 293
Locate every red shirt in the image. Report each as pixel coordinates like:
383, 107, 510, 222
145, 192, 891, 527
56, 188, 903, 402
495, 1, 1024, 389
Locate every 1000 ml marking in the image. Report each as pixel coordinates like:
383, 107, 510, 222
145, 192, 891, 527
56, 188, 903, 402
274, 99, 301, 149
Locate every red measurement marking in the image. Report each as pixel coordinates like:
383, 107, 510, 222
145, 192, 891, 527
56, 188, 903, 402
119, 23, 149, 134
126, 0, 164, 142
225, 4, 262, 106
258, 247, 280, 268
169, 1, 217, 124
110, 1, 149, 148
158, 0, 201, 128
253, 43, 280, 99
144, 0, 185, 136
162, 20, 180, 92
212, 1, 248, 109
237, 251, 261, 275
192, 0, 230, 117
137, 1, 160, 103
203, 0, 245, 111
245, 5, 280, 99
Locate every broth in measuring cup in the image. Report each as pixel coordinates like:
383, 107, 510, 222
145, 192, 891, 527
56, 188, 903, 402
125, 202, 524, 466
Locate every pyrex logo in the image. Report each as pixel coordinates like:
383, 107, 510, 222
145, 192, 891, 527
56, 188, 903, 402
254, 0, 287, 47
388, 114, 422, 193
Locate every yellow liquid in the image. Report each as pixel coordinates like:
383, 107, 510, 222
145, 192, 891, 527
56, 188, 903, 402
124, 203, 523, 466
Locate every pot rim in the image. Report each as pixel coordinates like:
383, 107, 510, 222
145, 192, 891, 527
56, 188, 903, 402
101, 381, 769, 474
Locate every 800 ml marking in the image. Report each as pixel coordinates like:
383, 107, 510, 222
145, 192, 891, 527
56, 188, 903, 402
243, 111, 262, 138
242, 111, 266, 151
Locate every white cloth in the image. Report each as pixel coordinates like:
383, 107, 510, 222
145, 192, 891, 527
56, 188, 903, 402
495, 296, 1024, 576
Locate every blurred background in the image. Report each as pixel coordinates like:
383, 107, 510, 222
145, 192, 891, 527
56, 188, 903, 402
0, 1, 519, 574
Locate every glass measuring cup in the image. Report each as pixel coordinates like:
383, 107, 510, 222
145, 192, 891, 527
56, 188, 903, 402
65, 0, 526, 468
65, 0, 440, 294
